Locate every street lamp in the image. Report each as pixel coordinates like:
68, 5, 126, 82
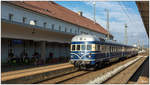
30, 20, 36, 34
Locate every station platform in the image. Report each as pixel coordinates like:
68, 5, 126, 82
2, 62, 65, 72
137, 56, 149, 84
128, 56, 149, 84
2, 63, 74, 84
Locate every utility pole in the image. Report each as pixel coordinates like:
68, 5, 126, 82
93, 2, 96, 23
138, 40, 140, 50
105, 9, 110, 40
142, 41, 144, 51
124, 24, 128, 44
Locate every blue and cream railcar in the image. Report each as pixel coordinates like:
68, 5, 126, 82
70, 34, 102, 68
70, 34, 138, 69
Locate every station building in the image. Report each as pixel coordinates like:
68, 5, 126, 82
1, 1, 113, 64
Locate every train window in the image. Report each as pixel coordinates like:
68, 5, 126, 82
72, 45, 75, 51
81, 45, 85, 50
102, 45, 105, 53
95, 44, 98, 51
104, 45, 106, 52
77, 45, 80, 50
110, 46, 112, 52
87, 45, 92, 50
113, 46, 114, 52
109, 46, 111, 52
100, 45, 104, 52
104, 45, 106, 53
105, 45, 108, 53
98, 45, 100, 51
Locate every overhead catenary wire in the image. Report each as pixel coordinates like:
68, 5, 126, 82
120, 2, 140, 27
118, 2, 134, 25
119, 2, 144, 46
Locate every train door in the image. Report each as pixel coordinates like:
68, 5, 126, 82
122, 46, 124, 57
108, 45, 111, 58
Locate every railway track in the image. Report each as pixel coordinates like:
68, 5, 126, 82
37, 70, 90, 84
37, 55, 145, 84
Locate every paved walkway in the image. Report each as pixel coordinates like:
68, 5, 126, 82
2, 62, 66, 73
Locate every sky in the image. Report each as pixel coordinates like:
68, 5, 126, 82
55, 1, 148, 46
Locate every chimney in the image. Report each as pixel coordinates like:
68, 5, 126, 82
78, 11, 83, 16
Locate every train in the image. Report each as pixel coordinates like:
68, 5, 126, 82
69, 34, 138, 70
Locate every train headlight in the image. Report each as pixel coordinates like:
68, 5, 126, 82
71, 56, 73, 58
89, 55, 92, 58
88, 53, 92, 58
87, 55, 92, 58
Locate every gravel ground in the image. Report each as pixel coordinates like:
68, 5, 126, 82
58, 56, 139, 84
104, 56, 146, 84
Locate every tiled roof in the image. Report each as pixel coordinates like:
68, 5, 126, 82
6, 1, 111, 36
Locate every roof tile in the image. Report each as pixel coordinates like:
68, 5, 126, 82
7, 1, 110, 35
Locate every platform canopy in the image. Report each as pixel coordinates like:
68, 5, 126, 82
136, 1, 149, 37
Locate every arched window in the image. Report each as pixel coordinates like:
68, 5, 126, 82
43, 22, 47, 28
22, 17, 27, 23
9, 14, 13, 21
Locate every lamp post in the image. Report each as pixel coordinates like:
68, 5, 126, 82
105, 9, 110, 40
124, 24, 128, 44
93, 1, 96, 23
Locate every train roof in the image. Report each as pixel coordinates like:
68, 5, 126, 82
71, 34, 100, 42
104, 40, 134, 47
71, 34, 136, 48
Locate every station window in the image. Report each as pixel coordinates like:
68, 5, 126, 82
9, 14, 13, 21
22, 17, 26, 23
34, 20, 37, 25
65, 27, 67, 32
72, 45, 75, 51
59, 25, 61, 31
52, 24, 55, 30
87, 45, 92, 50
70, 28, 72, 33
43, 22, 47, 28
75, 29, 77, 34
77, 45, 80, 50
